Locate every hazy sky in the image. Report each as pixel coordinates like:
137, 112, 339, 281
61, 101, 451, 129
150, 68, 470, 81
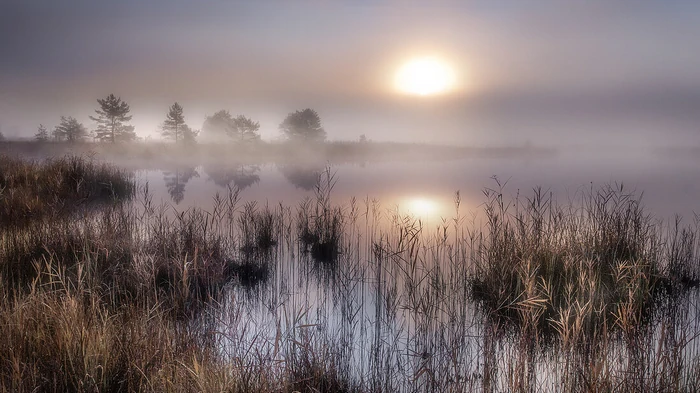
1, 1, 700, 146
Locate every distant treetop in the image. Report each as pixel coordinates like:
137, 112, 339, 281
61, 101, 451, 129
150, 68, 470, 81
53, 116, 87, 143
279, 108, 326, 143
89, 94, 136, 143
35, 124, 49, 142
161, 102, 198, 144
202, 110, 261, 143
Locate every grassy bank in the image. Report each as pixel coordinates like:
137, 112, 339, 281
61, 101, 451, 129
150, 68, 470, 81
0, 155, 698, 392
0, 154, 135, 227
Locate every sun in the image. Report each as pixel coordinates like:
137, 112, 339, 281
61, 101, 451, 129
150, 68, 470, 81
394, 57, 456, 96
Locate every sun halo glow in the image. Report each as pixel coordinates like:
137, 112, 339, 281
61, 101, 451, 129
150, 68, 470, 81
406, 197, 438, 216
394, 57, 456, 96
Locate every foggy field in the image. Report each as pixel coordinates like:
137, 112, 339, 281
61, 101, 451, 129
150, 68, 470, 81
1, 153, 699, 392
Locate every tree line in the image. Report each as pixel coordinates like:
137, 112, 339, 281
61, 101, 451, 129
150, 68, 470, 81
33, 94, 328, 144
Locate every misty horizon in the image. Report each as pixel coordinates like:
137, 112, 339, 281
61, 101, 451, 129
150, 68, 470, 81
2, 1, 700, 147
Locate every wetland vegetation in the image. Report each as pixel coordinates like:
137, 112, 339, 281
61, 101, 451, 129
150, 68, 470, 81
0, 153, 699, 392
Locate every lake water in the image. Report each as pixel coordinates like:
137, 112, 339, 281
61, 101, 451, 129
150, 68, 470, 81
73, 145, 697, 391
135, 146, 700, 224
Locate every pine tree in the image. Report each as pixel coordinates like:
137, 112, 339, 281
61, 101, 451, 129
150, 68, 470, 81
161, 102, 186, 143
54, 116, 87, 143
34, 124, 49, 142
89, 94, 135, 143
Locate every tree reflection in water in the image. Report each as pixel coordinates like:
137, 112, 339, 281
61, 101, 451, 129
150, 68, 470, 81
204, 164, 261, 190
162, 167, 199, 204
278, 163, 324, 191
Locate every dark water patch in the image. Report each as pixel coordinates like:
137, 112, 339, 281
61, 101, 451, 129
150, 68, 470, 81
225, 259, 271, 289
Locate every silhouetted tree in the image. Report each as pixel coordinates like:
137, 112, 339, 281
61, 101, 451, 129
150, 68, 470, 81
34, 124, 49, 142
163, 167, 199, 204
54, 116, 87, 142
279, 109, 326, 142
89, 94, 135, 142
161, 102, 186, 143
0, 131, 4, 141
181, 124, 199, 145
202, 110, 235, 140
203, 110, 260, 143
234, 115, 261, 143
51, 127, 63, 141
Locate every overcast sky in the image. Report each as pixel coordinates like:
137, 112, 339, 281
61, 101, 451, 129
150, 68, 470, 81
1, 1, 699, 146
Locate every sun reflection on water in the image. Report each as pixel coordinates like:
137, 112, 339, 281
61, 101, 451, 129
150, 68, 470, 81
403, 197, 441, 217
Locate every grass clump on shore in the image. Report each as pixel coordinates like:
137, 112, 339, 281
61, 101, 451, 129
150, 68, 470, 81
0, 154, 135, 227
0, 157, 279, 391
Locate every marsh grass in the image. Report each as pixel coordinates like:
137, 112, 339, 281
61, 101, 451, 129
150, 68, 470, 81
298, 168, 344, 265
1, 158, 283, 391
1, 155, 699, 392
470, 181, 699, 346
0, 154, 135, 227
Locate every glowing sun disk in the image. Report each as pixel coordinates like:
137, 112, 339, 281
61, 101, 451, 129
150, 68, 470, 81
394, 57, 456, 96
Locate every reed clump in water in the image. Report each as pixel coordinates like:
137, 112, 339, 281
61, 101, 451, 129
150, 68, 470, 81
298, 168, 344, 265
470, 181, 699, 344
222, 201, 282, 290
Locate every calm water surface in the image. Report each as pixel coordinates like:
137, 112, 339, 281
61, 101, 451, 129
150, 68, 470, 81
134, 147, 700, 222
117, 147, 700, 391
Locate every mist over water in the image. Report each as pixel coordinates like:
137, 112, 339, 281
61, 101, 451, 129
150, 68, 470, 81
129, 146, 700, 223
